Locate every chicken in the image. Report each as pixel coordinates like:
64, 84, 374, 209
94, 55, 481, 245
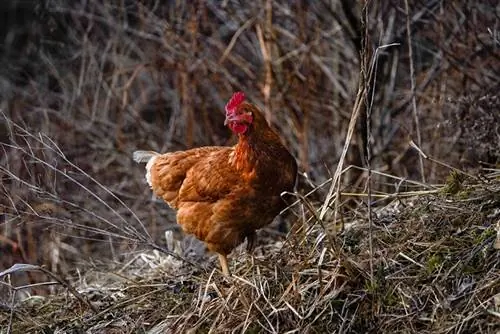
133, 92, 297, 276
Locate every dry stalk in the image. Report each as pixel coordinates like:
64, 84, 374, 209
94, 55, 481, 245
404, 0, 426, 184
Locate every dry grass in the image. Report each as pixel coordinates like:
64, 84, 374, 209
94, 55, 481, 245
1, 171, 499, 333
0, 0, 499, 333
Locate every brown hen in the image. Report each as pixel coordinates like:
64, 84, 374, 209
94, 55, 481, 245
133, 92, 297, 275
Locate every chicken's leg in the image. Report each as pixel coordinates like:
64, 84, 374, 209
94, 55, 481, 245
246, 231, 256, 253
218, 253, 231, 276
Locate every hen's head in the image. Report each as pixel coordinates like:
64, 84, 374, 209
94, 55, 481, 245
224, 92, 254, 135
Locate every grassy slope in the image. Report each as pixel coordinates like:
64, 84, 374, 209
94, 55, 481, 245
1, 174, 499, 333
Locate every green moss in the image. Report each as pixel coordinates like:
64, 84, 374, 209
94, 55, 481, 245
364, 280, 379, 294
440, 171, 466, 196
383, 288, 399, 307
426, 254, 443, 275
474, 227, 496, 244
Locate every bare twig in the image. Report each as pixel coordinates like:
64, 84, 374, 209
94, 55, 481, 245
404, 0, 426, 183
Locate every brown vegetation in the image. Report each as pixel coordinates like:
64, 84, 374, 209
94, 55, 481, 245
0, 0, 499, 332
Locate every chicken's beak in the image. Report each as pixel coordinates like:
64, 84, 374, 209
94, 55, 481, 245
224, 112, 252, 126
224, 114, 238, 126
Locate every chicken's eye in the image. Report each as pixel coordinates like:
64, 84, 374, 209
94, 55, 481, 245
238, 111, 253, 124
225, 110, 253, 127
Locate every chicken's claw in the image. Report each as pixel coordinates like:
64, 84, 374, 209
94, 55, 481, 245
246, 232, 256, 254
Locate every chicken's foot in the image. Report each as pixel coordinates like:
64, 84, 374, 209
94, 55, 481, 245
218, 253, 231, 276
246, 232, 256, 253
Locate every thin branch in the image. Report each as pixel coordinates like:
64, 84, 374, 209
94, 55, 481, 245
404, 0, 426, 183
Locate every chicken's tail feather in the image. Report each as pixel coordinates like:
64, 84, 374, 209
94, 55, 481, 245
133, 150, 160, 187
133, 150, 159, 163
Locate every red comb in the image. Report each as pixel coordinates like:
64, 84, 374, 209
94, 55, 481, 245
225, 92, 245, 114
